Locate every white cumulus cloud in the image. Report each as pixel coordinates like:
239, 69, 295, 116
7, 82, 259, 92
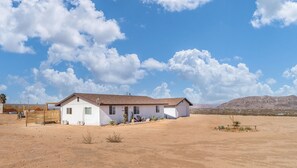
39, 68, 130, 95
151, 82, 171, 98
274, 64, 297, 95
143, 0, 211, 12
183, 88, 202, 103
0, 84, 7, 91
0, 0, 149, 85
266, 78, 277, 85
43, 44, 146, 84
283, 64, 297, 78
0, 0, 124, 53
18, 67, 131, 104
168, 49, 273, 103
141, 58, 167, 71
251, 0, 297, 28
20, 82, 59, 104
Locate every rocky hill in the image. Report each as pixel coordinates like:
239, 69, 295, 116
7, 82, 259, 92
218, 95, 297, 110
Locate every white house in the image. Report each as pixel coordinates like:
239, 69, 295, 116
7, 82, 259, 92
0, 103, 3, 114
56, 93, 166, 126
158, 98, 193, 119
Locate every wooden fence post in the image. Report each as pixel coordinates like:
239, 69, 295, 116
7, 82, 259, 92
44, 110, 45, 125
59, 110, 61, 124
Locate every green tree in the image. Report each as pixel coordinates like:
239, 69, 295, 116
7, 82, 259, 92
0, 94, 6, 104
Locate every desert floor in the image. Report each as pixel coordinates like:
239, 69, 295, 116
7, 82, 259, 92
0, 114, 297, 168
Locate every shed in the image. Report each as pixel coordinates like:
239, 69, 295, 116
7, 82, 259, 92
157, 98, 193, 119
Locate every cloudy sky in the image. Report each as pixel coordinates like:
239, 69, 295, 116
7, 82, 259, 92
1, 0, 297, 104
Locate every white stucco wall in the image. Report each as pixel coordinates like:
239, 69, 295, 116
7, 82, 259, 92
176, 100, 190, 117
100, 105, 124, 125
100, 105, 164, 125
164, 100, 190, 119
137, 105, 164, 119
0, 104, 3, 114
164, 107, 177, 119
60, 96, 164, 126
61, 97, 100, 125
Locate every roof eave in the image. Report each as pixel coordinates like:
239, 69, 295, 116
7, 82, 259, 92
55, 93, 76, 106
100, 103, 168, 106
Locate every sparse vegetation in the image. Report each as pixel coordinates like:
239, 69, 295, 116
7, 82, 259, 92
151, 116, 158, 121
0, 94, 6, 104
191, 108, 297, 116
106, 132, 123, 143
232, 121, 241, 127
217, 125, 225, 130
109, 120, 117, 126
130, 112, 134, 122
215, 125, 255, 132
123, 113, 128, 123
215, 116, 257, 132
135, 115, 145, 122
82, 131, 93, 144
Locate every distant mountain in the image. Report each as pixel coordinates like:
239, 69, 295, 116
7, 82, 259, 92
218, 95, 297, 110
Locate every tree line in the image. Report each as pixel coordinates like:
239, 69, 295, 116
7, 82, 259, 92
0, 94, 6, 104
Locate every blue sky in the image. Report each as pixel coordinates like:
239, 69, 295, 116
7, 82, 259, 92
1, 0, 297, 104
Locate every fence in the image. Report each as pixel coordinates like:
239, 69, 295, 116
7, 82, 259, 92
26, 110, 60, 126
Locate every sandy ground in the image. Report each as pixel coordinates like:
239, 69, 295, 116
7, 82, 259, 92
0, 114, 297, 168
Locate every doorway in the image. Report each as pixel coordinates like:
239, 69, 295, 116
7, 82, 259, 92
124, 106, 129, 122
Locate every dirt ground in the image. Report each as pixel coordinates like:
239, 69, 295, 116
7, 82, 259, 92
0, 114, 297, 168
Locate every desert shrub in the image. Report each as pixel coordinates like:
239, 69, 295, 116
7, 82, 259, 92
245, 127, 252, 131
109, 120, 117, 126
239, 127, 245, 131
82, 131, 93, 144
106, 132, 123, 143
151, 116, 158, 121
232, 121, 241, 127
123, 113, 128, 123
134, 115, 145, 122
130, 112, 134, 122
218, 125, 225, 130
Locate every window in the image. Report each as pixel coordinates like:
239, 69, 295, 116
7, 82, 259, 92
77, 97, 79, 102
84, 107, 92, 115
66, 108, 72, 115
156, 106, 160, 113
133, 106, 140, 114
109, 105, 116, 115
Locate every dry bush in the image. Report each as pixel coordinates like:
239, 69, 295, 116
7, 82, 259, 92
106, 132, 123, 143
82, 131, 93, 144
109, 120, 117, 126
151, 116, 158, 121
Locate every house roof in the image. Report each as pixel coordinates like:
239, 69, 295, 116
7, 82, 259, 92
157, 98, 193, 107
56, 93, 168, 106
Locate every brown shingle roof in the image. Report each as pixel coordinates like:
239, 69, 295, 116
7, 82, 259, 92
157, 98, 193, 107
56, 93, 168, 106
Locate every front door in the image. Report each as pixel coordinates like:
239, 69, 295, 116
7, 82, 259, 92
124, 106, 129, 122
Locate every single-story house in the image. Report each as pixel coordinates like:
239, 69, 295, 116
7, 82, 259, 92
157, 98, 193, 119
0, 103, 3, 114
56, 93, 167, 126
